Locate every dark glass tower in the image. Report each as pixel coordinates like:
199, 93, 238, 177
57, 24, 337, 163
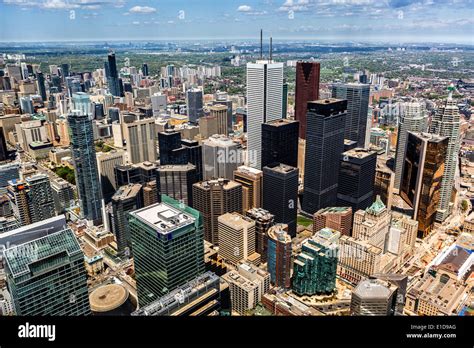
295, 61, 320, 139
302, 99, 347, 215
37, 72, 47, 102
263, 163, 299, 237
68, 111, 103, 225
337, 148, 377, 213
0, 127, 8, 161
106, 52, 121, 97
142, 63, 149, 76
261, 119, 299, 168
331, 83, 370, 147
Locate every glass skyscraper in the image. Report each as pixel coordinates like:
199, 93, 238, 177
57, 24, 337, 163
68, 110, 103, 225
129, 196, 205, 307
3, 228, 91, 316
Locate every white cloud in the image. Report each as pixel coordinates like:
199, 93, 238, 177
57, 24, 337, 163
237, 5, 252, 12
129, 6, 156, 14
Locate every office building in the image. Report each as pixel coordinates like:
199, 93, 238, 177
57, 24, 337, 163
263, 163, 298, 237
129, 198, 205, 307
337, 148, 377, 213
3, 228, 91, 315
186, 88, 204, 124
143, 181, 158, 207
313, 206, 353, 237
106, 52, 121, 97
246, 58, 284, 169
295, 61, 320, 139
122, 115, 156, 164
115, 161, 158, 188
68, 111, 103, 225
36, 72, 47, 102
51, 178, 75, 214
302, 99, 347, 215
293, 228, 340, 295
350, 278, 398, 316
132, 272, 222, 316
111, 184, 143, 255
246, 208, 274, 263
282, 79, 288, 119
0, 128, 8, 162
331, 83, 370, 147
233, 166, 263, 212
221, 262, 270, 315
218, 212, 260, 266
400, 132, 449, 238
261, 118, 299, 168
209, 104, 229, 135
353, 196, 391, 248
394, 101, 428, 191
203, 134, 242, 180
429, 89, 461, 222
97, 150, 125, 202
374, 160, 394, 210
267, 224, 292, 288
192, 179, 242, 245
157, 164, 197, 207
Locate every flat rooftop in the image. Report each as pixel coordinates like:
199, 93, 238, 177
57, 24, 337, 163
218, 212, 255, 230
265, 118, 297, 127
343, 148, 376, 159
130, 202, 195, 235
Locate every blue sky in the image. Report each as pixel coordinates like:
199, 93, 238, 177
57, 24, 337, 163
0, 0, 473, 44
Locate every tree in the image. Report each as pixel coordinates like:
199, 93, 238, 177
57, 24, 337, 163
461, 200, 469, 212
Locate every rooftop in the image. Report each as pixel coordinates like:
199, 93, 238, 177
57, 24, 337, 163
353, 279, 394, 299
89, 284, 129, 313
343, 148, 376, 160
112, 184, 142, 201
218, 212, 255, 230
129, 202, 195, 235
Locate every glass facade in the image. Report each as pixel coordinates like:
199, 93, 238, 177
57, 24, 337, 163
129, 196, 205, 307
4, 228, 91, 316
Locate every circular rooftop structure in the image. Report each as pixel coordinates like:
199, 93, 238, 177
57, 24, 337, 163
89, 284, 129, 313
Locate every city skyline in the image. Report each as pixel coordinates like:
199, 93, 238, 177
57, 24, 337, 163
0, 0, 473, 44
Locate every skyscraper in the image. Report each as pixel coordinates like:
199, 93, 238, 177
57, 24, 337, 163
186, 88, 204, 124
246, 208, 275, 263
97, 150, 125, 202
292, 228, 340, 295
129, 197, 204, 307
282, 79, 288, 119
295, 61, 320, 139
394, 101, 428, 191
157, 164, 197, 207
4, 228, 91, 315
267, 224, 292, 289
122, 115, 156, 164
68, 110, 103, 225
192, 179, 242, 245
313, 206, 353, 237
209, 104, 228, 136
331, 83, 370, 147
263, 163, 298, 237
203, 134, 242, 180
233, 166, 263, 212
429, 88, 461, 222
350, 278, 398, 316
261, 118, 299, 168
106, 52, 121, 97
337, 148, 377, 213
218, 212, 259, 266
302, 99, 347, 215
36, 72, 47, 102
246, 58, 283, 169
0, 127, 8, 161
111, 184, 143, 255
400, 132, 449, 238
25, 174, 56, 223
51, 178, 74, 214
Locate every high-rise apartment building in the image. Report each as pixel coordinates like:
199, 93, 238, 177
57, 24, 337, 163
331, 83, 370, 147
51, 178, 75, 214
429, 89, 461, 222
267, 224, 292, 289
233, 166, 263, 212
302, 99, 347, 215
261, 118, 299, 168
337, 148, 377, 213
313, 206, 353, 236
400, 132, 449, 238
192, 179, 242, 245
68, 110, 103, 225
394, 101, 428, 191
263, 163, 298, 237
295, 61, 320, 139
25, 174, 56, 223
129, 198, 205, 307
293, 228, 340, 295
218, 212, 260, 266
4, 228, 91, 315
246, 59, 283, 169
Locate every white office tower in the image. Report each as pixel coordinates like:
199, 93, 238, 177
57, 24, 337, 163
429, 86, 461, 222
394, 101, 428, 191
202, 134, 242, 180
246, 59, 283, 169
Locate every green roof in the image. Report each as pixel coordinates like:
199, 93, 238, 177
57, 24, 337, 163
366, 195, 386, 215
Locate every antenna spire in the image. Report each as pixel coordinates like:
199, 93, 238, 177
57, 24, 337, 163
270, 37, 273, 62
260, 29, 263, 60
